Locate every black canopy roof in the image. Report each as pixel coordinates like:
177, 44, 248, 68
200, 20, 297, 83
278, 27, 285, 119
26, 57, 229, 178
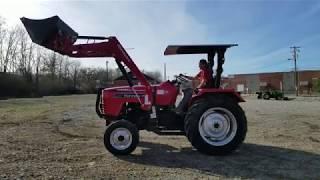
164, 44, 238, 55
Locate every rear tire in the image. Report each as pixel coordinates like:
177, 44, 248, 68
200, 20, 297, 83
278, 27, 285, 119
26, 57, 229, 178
184, 96, 247, 155
104, 120, 139, 155
263, 93, 270, 100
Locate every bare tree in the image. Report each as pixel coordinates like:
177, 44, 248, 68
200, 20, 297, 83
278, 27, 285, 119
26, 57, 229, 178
62, 57, 71, 80
3, 26, 19, 73
70, 60, 81, 89
42, 51, 57, 79
57, 54, 64, 81
16, 27, 27, 74
0, 16, 125, 96
34, 46, 44, 93
0, 16, 5, 72
27, 43, 35, 78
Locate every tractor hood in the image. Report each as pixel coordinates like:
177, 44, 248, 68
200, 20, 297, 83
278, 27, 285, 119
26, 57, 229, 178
20, 16, 78, 54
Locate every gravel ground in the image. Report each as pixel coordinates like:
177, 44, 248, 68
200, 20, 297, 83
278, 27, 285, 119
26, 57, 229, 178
0, 94, 319, 179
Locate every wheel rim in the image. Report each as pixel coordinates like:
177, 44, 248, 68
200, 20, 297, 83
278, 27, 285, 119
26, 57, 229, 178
198, 107, 237, 146
110, 128, 132, 150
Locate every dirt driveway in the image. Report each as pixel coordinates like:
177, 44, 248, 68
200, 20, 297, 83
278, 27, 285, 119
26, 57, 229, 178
0, 95, 319, 179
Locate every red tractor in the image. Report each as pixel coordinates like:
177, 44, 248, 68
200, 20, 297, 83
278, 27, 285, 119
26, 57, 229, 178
21, 16, 247, 156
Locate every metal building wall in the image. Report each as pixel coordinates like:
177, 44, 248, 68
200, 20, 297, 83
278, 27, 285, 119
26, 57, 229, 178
246, 74, 259, 93
225, 70, 320, 94
283, 72, 295, 94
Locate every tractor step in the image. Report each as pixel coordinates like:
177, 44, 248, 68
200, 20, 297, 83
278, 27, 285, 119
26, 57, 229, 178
151, 129, 185, 136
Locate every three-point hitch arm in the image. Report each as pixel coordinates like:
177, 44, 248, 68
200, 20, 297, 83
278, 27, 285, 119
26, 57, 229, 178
20, 16, 153, 110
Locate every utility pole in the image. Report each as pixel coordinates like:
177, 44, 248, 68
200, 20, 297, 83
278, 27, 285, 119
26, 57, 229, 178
289, 46, 300, 96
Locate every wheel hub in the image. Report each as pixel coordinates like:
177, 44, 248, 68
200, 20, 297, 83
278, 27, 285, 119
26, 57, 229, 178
214, 123, 219, 128
118, 136, 125, 141
199, 107, 237, 146
110, 128, 132, 150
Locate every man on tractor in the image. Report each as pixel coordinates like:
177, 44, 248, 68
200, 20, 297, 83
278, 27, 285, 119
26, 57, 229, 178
176, 59, 214, 114
194, 59, 214, 88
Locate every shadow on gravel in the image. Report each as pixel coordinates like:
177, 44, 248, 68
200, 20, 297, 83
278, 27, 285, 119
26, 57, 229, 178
120, 141, 320, 179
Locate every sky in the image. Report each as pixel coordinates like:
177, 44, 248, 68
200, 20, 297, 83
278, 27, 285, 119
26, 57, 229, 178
0, 0, 320, 79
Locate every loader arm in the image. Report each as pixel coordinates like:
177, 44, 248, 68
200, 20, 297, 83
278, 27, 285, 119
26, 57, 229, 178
20, 16, 152, 110
66, 37, 153, 110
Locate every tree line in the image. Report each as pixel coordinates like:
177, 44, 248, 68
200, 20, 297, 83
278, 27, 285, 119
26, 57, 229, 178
0, 17, 162, 99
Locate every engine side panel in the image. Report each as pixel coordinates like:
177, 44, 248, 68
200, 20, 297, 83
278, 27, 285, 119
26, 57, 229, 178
102, 86, 147, 117
102, 82, 179, 117
155, 81, 179, 106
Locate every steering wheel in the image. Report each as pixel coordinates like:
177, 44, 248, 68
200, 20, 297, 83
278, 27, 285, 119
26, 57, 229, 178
175, 74, 190, 83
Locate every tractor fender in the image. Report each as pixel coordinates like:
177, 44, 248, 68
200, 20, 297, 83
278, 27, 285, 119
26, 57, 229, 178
190, 88, 245, 105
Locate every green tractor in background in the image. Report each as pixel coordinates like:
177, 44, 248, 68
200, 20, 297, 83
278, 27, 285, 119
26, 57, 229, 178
256, 90, 287, 100
256, 83, 288, 100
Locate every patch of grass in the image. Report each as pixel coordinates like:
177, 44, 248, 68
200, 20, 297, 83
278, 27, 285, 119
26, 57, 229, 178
0, 95, 96, 125
0, 98, 51, 125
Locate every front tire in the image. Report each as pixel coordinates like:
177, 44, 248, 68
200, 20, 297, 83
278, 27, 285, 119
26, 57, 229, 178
104, 120, 139, 155
184, 96, 247, 155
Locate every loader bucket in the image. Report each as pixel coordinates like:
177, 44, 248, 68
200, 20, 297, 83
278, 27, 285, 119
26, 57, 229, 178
20, 16, 78, 53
